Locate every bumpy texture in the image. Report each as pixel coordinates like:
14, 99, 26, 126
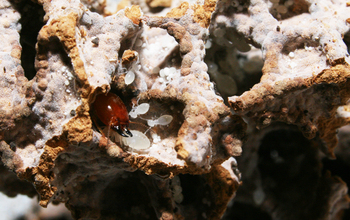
222, 0, 350, 157
1, 0, 350, 219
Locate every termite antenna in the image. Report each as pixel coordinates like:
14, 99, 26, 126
129, 121, 155, 135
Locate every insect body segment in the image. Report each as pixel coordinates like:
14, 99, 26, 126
93, 92, 133, 137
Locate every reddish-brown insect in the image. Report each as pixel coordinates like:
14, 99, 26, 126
93, 92, 133, 137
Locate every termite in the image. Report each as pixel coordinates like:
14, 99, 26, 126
92, 92, 133, 137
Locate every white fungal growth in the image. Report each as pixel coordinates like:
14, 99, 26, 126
159, 67, 177, 83
129, 103, 150, 119
288, 52, 295, 58
159, 67, 174, 78
147, 115, 173, 127
125, 71, 135, 85
305, 46, 313, 51
152, 133, 161, 143
66, 71, 74, 79
205, 40, 212, 49
122, 130, 151, 150
108, 58, 117, 62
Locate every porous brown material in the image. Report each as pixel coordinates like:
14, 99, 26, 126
146, 0, 172, 8
233, 124, 350, 220
121, 49, 138, 65
1, 0, 350, 219
0, 0, 243, 219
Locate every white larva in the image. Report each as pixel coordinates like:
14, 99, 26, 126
129, 103, 150, 119
147, 115, 173, 127
156, 115, 173, 125
122, 130, 150, 150
135, 103, 150, 115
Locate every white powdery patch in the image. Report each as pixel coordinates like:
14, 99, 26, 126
16, 143, 43, 168
139, 27, 178, 75
147, 137, 185, 166
154, 67, 181, 90
216, 0, 350, 82
104, 0, 120, 14
45, 0, 83, 20
221, 157, 240, 183
336, 106, 350, 118
76, 9, 141, 88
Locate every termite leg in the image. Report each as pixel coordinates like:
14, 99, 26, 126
91, 113, 110, 147
91, 113, 106, 136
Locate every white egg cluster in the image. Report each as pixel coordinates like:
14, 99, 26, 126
158, 67, 178, 85
60, 66, 77, 101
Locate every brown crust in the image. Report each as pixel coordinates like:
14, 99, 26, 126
230, 63, 350, 157
166, 0, 217, 28
122, 49, 138, 65
193, 0, 217, 28
125, 5, 142, 25
166, 2, 189, 18
205, 164, 241, 219
146, 0, 172, 8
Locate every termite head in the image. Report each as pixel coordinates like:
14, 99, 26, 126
92, 92, 133, 138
